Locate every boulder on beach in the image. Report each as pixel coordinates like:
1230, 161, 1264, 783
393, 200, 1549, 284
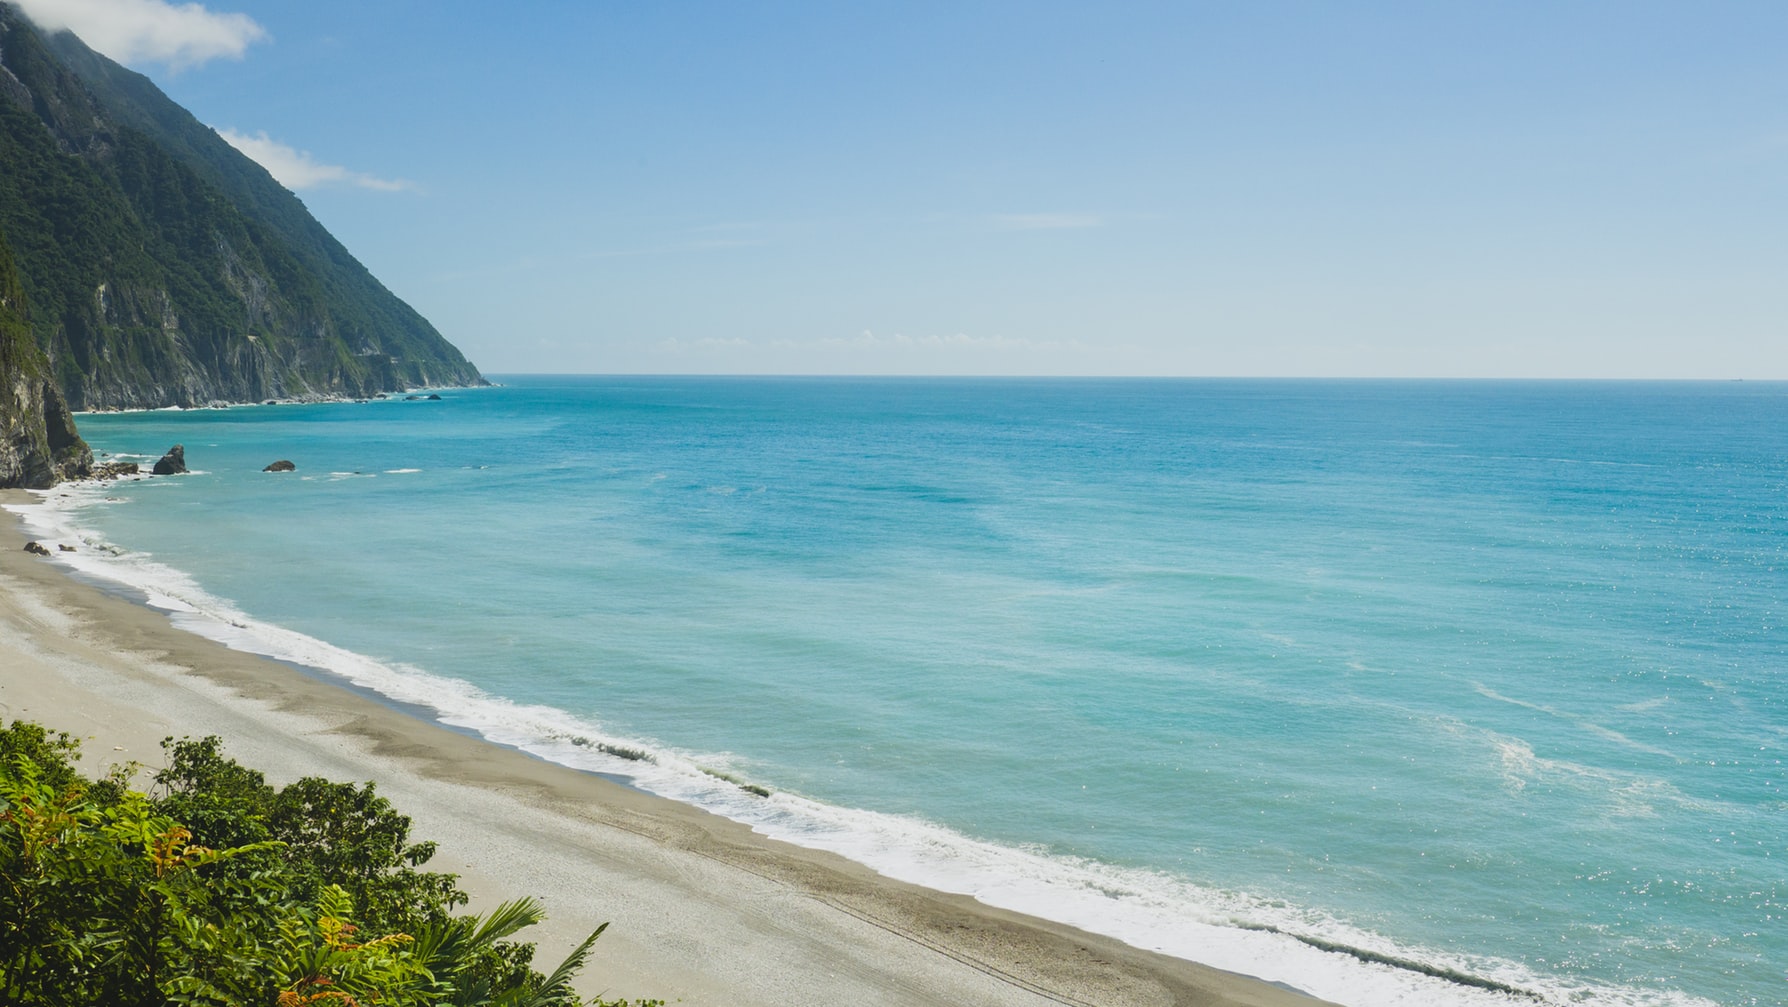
23, 541, 49, 556
151, 444, 187, 475
58, 544, 75, 552
263, 460, 296, 472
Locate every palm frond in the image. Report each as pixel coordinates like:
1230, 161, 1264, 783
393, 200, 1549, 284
513, 923, 607, 1007
468, 897, 545, 948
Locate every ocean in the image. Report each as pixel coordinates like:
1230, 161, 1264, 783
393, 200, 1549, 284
12, 377, 1784, 1007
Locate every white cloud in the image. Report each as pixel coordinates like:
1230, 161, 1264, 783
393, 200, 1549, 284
214, 128, 415, 193
14, 0, 266, 69
991, 213, 1105, 231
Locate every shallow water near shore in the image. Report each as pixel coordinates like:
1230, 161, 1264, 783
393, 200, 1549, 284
16, 377, 1786, 1007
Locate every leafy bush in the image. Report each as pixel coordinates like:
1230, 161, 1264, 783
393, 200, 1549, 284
0, 720, 662, 1006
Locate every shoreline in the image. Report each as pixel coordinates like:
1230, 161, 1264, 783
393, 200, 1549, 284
70, 381, 495, 417
0, 490, 1330, 1007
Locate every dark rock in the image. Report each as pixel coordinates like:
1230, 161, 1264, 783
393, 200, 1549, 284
58, 543, 74, 552
90, 461, 140, 480
263, 459, 296, 472
23, 541, 50, 556
404, 395, 421, 401
426, 393, 442, 400
151, 444, 187, 475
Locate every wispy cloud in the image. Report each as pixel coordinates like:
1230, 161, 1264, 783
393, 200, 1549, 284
990, 213, 1105, 231
656, 331, 1086, 355
14, 0, 266, 69
776, 330, 1084, 352
214, 128, 415, 192
684, 220, 775, 234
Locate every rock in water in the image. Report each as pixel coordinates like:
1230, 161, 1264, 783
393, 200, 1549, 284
152, 444, 187, 475
263, 460, 296, 472
23, 541, 49, 556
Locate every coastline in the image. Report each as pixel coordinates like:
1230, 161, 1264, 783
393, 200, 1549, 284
69, 382, 495, 416
0, 490, 1331, 1007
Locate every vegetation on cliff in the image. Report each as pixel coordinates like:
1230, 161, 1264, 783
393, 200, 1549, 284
0, 720, 659, 1006
0, 2, 483, 412
0, 223, 88, 487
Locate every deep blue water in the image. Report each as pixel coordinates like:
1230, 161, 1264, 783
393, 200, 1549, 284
22, 377, 1786, 1007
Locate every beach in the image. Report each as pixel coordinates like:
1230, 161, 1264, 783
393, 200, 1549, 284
1, 489, 1327, 1007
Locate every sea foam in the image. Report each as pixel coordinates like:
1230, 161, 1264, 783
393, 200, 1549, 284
3, 484, 1717, 1007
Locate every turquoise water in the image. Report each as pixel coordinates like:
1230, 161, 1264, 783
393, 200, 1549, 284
20, 377, 1786, 1007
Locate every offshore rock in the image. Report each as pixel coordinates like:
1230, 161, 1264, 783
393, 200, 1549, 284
88, 461, 139, 479
151, 444, 187, 475
22, 540, 48, 555
263, 459, 295, 472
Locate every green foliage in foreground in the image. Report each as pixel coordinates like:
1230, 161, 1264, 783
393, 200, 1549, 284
0, 721, 662, 1007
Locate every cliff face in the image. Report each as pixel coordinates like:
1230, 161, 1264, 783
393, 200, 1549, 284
0, 3, 484, 412
0, 224, 88, 488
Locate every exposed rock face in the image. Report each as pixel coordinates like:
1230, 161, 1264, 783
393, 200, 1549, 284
151, 444, 186, 475
1, 364, 92, 487
0, 3, 485, 413
1, 225, 90, 489
263, 459, 295, 472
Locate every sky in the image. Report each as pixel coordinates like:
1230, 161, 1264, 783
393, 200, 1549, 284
14, 0, 1788, 377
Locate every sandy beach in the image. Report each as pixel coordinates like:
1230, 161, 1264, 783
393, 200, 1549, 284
1, 489, 1330, 1007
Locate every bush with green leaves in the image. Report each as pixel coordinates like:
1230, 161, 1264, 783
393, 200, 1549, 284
0, 720, 663, 1007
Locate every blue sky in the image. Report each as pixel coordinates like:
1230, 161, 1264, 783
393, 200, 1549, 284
17, 0, 1788, 377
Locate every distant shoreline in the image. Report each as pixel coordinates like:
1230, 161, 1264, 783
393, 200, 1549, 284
0, 489, 1328, 1007
70, 382, 496, 417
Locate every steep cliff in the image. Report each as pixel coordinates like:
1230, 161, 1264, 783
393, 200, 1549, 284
0, 3, 483, 411
0, 223, 89, 488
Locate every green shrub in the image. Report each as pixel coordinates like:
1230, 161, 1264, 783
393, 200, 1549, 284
0, 720, 645, 1006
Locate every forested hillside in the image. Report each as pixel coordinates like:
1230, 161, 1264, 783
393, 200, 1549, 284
0, 2, 483, 413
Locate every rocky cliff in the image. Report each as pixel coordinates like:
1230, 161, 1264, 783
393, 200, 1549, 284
0, 2, 484, 415
0, 223, 88, 488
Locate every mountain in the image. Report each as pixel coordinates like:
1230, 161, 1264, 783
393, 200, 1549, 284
0, 2, 483, 421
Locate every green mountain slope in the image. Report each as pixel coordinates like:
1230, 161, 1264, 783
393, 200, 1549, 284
0, 222, 89, 487
0, 3, 483, 412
